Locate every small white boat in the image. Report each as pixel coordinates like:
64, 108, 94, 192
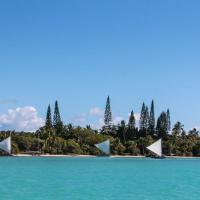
0, 136, 11, 155
95, 139, 110, 155
146, 139, 165, 159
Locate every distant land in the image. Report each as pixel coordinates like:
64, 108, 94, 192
0, 97, 200, 157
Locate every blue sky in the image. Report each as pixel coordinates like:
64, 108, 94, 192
0, 0, 200, 131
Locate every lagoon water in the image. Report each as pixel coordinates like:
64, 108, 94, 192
0, 157, 200, 200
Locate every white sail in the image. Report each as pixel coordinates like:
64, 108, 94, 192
147, 139, 162, 157
0, 137, 11, 154
95, 139, 110, 155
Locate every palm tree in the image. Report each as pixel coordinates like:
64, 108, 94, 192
172, 122, 184, 136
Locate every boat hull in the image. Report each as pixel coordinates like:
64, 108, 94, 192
146, 155, 165, 159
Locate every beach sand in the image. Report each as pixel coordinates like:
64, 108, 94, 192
10, 154, 200, 158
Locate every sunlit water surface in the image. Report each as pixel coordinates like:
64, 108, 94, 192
0, 157, 200, 200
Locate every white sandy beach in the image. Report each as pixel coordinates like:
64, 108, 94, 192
10, 154, 200, 159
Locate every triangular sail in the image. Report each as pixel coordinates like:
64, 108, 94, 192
95, 139, 110, 155
0, 137, 11, 154
147, 139, 162, 157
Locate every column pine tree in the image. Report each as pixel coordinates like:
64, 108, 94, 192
53, 100, 63, 135
45, 104, 52, 130
139, 103, 146, 131
167, 109, 171, 133
104, 96, 113, 130
149, 100, 155, 135
128, 110, 135, 129
156, 112, 168, 138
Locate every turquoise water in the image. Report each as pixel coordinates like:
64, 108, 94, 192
0, 157, 200, 200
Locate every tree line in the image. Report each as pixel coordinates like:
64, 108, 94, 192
0, 97, 200, 156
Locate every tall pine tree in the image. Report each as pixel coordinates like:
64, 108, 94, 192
149, 100, 155, 135
128, 110, 135, 129
139, 102, 146, 131
45, 104, 52, 130
144, 106, 149, 130
104, 96, 112, 128
53, 100, 63, 135
156, 112, 168, 138
167, 109, 171, 133
118, 120, 127, 143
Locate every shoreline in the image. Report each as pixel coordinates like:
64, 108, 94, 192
10, 154, 200, 159
12, 154, 97, 158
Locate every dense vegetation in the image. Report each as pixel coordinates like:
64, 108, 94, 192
1, 98, 200, 157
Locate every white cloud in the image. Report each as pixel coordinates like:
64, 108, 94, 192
0, 106, 44, 132
113, 116, 124, 124
134, 113, 140, 122
71, 107, 104, 128
90, 118, 104, 130
89, 107, 104, 116
71, 113, 87, 125
70, 107, 141, 130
